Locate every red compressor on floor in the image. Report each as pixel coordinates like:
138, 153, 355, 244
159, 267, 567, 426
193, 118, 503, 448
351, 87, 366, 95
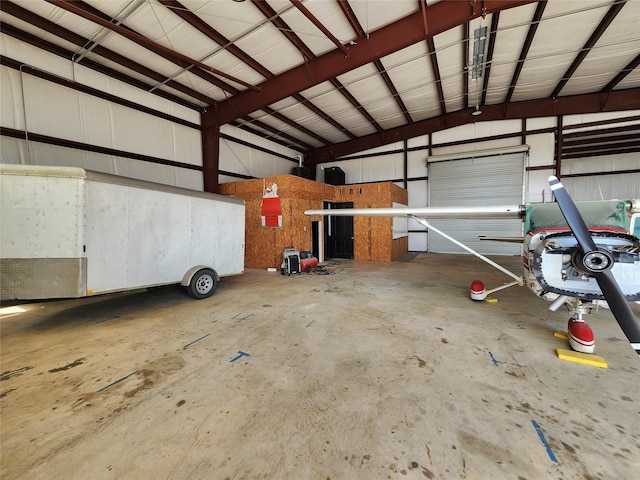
300, 250, 319, 272
281, 247, 318, 275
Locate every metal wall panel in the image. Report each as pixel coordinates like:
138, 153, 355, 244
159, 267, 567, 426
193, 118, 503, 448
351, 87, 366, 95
428, 153, 525, 255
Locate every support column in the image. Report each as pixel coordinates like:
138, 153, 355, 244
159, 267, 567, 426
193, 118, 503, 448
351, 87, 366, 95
555, 115, 563, 178
201, 108, 220, 193
403, 139, 408, 190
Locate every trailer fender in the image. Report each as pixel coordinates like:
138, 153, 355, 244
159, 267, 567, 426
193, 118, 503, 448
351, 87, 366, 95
182, 266, 219, 299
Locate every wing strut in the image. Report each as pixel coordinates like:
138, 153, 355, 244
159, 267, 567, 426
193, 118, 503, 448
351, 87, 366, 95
409, 215, 524, 285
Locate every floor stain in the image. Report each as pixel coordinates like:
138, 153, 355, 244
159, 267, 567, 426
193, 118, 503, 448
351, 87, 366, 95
124, 356, 185, 398
1, 366, 33, 381
72, 392, 99, 410
49, 358, 85, 373
0, 388, 17, 399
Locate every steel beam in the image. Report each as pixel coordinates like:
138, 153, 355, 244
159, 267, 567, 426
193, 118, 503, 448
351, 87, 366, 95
303, 88, 640, 167
214, 0, 537, 124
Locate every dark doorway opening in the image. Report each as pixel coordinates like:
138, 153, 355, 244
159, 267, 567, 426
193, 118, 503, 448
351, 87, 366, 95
324, 201, 354, 259
311, 221, 319, 260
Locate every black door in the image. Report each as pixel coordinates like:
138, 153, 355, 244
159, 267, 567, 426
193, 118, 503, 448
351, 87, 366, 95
311, 221, 319, 259
325, 202, 354, 259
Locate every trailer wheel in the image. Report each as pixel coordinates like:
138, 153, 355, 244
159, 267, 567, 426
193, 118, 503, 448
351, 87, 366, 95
188, 268, 218, 299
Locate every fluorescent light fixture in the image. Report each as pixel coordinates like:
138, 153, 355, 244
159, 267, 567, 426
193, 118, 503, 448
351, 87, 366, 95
471, 26, 487, 79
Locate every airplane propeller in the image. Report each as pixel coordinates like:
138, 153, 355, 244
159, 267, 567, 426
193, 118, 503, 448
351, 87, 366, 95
549, 176, 640, 356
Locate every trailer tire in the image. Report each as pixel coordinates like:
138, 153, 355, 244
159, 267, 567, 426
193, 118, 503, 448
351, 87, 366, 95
188, 268, 218, 299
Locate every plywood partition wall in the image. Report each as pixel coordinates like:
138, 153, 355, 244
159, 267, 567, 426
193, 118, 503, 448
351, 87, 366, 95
332, 182, 408, 262
220, 176, 408, 269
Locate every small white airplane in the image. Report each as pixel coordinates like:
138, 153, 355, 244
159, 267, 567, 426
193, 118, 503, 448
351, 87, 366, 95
306, 176, 640, 357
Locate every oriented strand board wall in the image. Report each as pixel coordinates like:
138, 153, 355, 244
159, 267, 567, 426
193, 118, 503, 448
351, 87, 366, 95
390, 183, 409, 261
220, 176, 326, 269
220, 177, 408, 268
333, 182, 408, 261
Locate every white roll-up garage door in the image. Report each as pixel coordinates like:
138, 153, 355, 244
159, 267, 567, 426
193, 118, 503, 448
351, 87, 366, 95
428, 152, 525, 255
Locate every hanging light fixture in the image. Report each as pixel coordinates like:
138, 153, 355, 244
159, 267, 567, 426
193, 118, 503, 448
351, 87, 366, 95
471, 26, 488, 80
470, 23, 487, 118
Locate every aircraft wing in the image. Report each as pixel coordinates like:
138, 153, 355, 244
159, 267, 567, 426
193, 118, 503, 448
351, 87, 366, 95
305, 203, 525, 284
304, 205, 523, 218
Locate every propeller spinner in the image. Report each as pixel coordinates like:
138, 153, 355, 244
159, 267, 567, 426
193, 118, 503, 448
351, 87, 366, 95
549, 176, 640, 356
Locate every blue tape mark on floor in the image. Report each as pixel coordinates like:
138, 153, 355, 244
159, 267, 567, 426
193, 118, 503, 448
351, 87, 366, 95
97, 370, 139, 392
531, 419, 557, 463
488, 352, 504, 366
183, 333, 211, 349
230, 351, 250, 363
488, 352, 522, 367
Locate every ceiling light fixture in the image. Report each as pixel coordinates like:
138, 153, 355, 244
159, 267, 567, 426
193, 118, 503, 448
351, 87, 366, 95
470, 23, 487, 119
471, 26, 488, 80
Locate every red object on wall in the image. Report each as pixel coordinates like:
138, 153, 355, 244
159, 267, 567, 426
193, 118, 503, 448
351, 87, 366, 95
264, 216, 280, 227
261, 197, 282, 227
261, 197, 281, 216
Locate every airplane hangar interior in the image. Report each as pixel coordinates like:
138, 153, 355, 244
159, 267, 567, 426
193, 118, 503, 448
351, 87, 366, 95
2, 1, 640, 478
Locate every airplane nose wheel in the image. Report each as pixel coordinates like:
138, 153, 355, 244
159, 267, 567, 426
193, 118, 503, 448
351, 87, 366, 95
566, 304, 595, 354
550, 297, 597, 354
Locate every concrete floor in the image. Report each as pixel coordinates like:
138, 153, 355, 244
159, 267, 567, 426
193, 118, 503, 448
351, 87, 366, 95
1, 254, 639, 480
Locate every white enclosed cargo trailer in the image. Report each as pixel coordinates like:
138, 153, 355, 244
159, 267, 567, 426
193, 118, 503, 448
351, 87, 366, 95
0, 164, 245, 301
